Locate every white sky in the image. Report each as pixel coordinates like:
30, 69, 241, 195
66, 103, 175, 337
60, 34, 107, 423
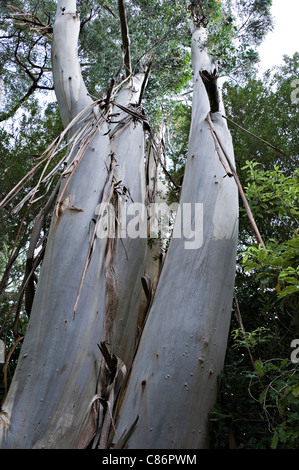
258, 0, 299, 71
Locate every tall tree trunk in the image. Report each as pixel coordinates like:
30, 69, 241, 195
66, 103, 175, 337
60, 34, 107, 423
112, 26, 238, 449
0, 6, 238, 449
0, 0, 147, 449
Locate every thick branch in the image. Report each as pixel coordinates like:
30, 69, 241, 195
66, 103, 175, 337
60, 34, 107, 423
6, 4, 53, 38
0, 79, 53, 123
118, 0, 131, 77
52, 0, 92, 127
0, 246, 21, 296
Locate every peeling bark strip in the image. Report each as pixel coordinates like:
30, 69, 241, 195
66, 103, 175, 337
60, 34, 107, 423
104, 266, 118, 344
222, 114, 294, 162
0, 99, 105, 215
77, 342, 127, 449
12, 181, 59, 333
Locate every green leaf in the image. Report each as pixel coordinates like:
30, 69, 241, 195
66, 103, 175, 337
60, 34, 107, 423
271, 432, 279, 449
278, 285, 299, 298
288, 237, 299, 248
256, 248, 268, 262
291, 384, 299, 398
255, 360, 264, 377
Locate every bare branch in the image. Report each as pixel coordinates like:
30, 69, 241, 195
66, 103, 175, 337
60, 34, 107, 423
6, 4, 53, 38
222, 115, 295, 163
0, 81, 38, 123
138, 61, 152, 106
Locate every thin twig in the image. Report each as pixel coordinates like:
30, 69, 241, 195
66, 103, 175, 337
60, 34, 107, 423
207, 113, 266, 249
222, 115, 295, 163
0, 99, 104, 212
2, 335, 24, 400
233, 292, 256, 371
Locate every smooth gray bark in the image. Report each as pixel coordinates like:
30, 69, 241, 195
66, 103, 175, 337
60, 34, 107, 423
112, 26, 238, 449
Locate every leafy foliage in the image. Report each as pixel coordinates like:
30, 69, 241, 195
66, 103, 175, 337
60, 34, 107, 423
0, 1, 55, 122
223, 52, 299, 171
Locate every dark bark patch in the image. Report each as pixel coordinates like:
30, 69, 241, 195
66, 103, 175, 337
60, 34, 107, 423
141, 379, 147, 393
199, 69, 220, 113
59, 363, 67, 375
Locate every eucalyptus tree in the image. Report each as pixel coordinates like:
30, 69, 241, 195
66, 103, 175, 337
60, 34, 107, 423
0, 0, 272, 449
